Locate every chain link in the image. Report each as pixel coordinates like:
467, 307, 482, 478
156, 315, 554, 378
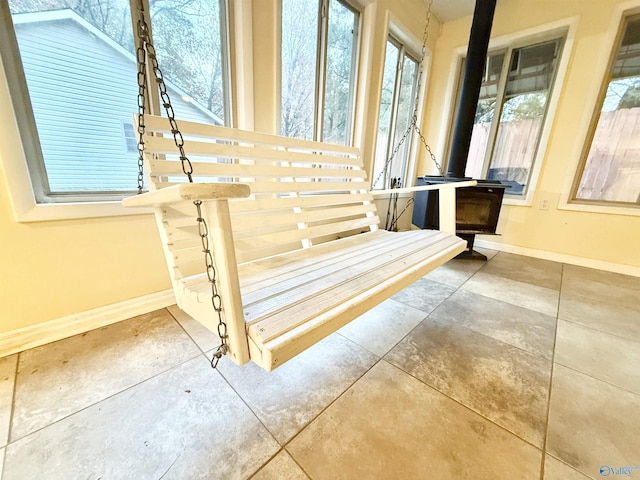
134, 0, 228, 366
194, 201, 229, 368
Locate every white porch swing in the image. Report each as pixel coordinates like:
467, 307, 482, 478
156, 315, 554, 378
123, 0, 475, 371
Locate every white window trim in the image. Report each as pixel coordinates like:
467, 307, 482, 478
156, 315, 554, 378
1, 0, 239, 223
0, 57, 151, 222
558, 0, 640, 217
368, 10, 432, 197
438, 15, 579, 207
278, 0, 362, 145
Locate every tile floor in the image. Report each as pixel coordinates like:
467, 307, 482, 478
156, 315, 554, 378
1, 250, 640, 479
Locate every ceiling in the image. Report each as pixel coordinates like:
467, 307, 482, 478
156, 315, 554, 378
430, 0, 475, 23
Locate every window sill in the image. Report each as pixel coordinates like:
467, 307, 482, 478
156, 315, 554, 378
13, 200, 153, 223
557, 201, 640, 217
502, 196, 532, 207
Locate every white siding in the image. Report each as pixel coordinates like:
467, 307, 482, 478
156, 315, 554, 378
15, 16, 220, 193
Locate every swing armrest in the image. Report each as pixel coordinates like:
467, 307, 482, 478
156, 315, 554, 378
371, 179, 477, 235
370, 179, 477, 196
122, 183, 251, 208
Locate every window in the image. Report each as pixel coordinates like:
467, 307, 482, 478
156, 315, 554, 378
458, 35, 565, 198
572, 13, 640, 206
0, 0, 229, 204
122, 122, 138, 154
372, 36, 419, 190
281, 0, 359, 145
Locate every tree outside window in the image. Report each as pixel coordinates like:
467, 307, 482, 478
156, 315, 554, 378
2, 0, 229, 201
281, 0, 359, 145
372, 36, 419, 190
460, 37, 564, 197
572, 14, 640, 206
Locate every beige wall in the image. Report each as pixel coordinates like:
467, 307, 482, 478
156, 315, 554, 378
422, 0, 640, 270
0, 170, 170, 334
0, 64, 173, 334
2, 0, 638, 336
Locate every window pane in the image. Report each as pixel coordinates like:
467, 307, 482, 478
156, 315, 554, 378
575, 15, 640, 204
465, 52, 504, 178
388, 55, 418, 184
372, 40, 399, 189
322, 0, 357, 145
8, 0, 139, 193
150, 0, 227, 125
372, 39, 418, 190
281, 0, 318, 140
487, 39, 561, 196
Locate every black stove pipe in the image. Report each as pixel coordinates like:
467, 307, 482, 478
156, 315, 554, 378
446, 0, 498, 178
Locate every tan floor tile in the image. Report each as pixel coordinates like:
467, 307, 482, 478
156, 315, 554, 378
544, 455, 591, 479
386, 319, 551, 446
3, 357, 279, 480
555, 320, 640, 395
547, 364, 640, 479
431, 289, 556, 359
558, 294, 640, 342
462, 272, 559, 317
338, 299, 426, 356
563, 265, 640, 293
391, 277, 456, 313
0, 355, 17, 447
288, 361, 542, 479
252, 451, 309, 480
480, 252, 563, 290
475, 247, 499, 260
0, 446, 4, 478
424, 258, 485, 288
11, 309, 200, 441
167, 304, 220, 352
217, 333, 377, 444
562, 266, 640, 310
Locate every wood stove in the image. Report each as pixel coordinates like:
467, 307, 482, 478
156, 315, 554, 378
411, 0, 504, 260
412, 176, 507, 260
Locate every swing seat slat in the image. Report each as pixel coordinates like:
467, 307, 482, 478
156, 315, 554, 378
123, 115, 473, 371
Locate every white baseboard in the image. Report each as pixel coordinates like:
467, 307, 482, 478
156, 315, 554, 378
0, 289, 175, 358
475, 239, 640, 278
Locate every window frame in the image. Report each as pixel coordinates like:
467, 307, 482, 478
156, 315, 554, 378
0, 0, 235, 222
566, 7, 640, 212
441, 17, 578, 207
279, 0, 361, 145
371, 33, 421, 190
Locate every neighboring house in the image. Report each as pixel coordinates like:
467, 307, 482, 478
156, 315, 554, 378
13, 9, 222, 193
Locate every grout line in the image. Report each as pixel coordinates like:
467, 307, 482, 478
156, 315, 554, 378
545, 452, 597, 480
1, 353, 19, 480
206, 356, 283, 449
539, 262, 563, 480
557, 316, 640, 346
283, 446, 313, 480
279, 356, 382, 451
5, 353, 19, 445
213, 336, 384, 473
553, 362, 640, 398
166, 306, 218, 355
4, 351, 203, 447
386, 357, 545, 453
245, 447, 284, 479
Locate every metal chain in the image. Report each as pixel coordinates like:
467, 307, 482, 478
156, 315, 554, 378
135, 16, 147, 194
389, 198, 415, 231
134, 0, 229, 367
194, 200, 229, 368
372, 0, 444, 191
135, 3, 193, 182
